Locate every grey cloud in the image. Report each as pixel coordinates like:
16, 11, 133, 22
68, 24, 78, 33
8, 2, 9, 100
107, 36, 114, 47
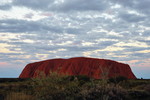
0, 4, 12, 10
64, 28, 82, 34
20, 33, 58, 40
119, 13, 146, 23
0, 53, 25, 62
13, 0, 109, 12
131, 52, 150, 59
0, 40, 6, 43
135, 0, 150, 15
98, 41, 117, 47
0, 14, 96, 35
0, 52, 38, 64
0, 53, 22, 56
13, 0, 55, 11
17, 43, 96, 53
137, 40, 150, 45
2, 31, 118, 62
0, 19, 40, 33
103, 46, 150, 61
0, 0, 150, 65
66, 46, 99, 52
124, 47, 150, 52
55, 0, 109, 12
103, 20, 131, 33
111, 0, 134, 7
142, 30, 150, 37
24, 13, 34, 19
0, 19, 63, 33
111, 0, 150, 15
132, 0, 150, 14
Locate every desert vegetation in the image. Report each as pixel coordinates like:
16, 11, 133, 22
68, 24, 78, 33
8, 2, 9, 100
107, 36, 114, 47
0, 71, 150, 100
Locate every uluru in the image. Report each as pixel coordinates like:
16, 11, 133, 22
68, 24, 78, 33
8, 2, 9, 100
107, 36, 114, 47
19, 57, 136, 79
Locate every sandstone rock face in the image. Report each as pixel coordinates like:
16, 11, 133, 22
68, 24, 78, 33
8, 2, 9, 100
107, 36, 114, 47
19, 57, 136, 79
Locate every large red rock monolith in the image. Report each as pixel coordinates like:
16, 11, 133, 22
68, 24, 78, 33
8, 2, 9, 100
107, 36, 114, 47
19, 57, 136, 79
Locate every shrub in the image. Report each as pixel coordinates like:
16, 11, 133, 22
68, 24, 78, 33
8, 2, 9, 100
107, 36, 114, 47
79, 84, 127, 100
128, 90, 150, 100
109, 76, 127, 84
76, 75, 91, 82
31, 70, 81, 100
66, 75, 91, 86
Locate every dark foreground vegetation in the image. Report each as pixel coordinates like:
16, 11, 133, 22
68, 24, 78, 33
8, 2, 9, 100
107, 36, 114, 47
0, 74, 150, 100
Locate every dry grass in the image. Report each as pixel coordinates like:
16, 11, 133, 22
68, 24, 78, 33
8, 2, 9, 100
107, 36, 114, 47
5, 92, 36, 100
0, 72, 150, 100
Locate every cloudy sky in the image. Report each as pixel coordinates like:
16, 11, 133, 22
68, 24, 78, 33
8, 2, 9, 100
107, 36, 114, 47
0, 0, 150, 78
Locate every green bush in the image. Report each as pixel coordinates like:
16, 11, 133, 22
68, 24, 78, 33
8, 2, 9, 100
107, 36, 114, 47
0, 70, 150, 100
31, 71, 81, 100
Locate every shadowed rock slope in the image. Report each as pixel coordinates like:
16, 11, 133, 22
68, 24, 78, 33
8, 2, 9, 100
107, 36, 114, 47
19, 57, 136, 79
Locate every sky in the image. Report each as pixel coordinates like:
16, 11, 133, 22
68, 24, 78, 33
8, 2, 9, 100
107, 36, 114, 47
0, 0, 150, 78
